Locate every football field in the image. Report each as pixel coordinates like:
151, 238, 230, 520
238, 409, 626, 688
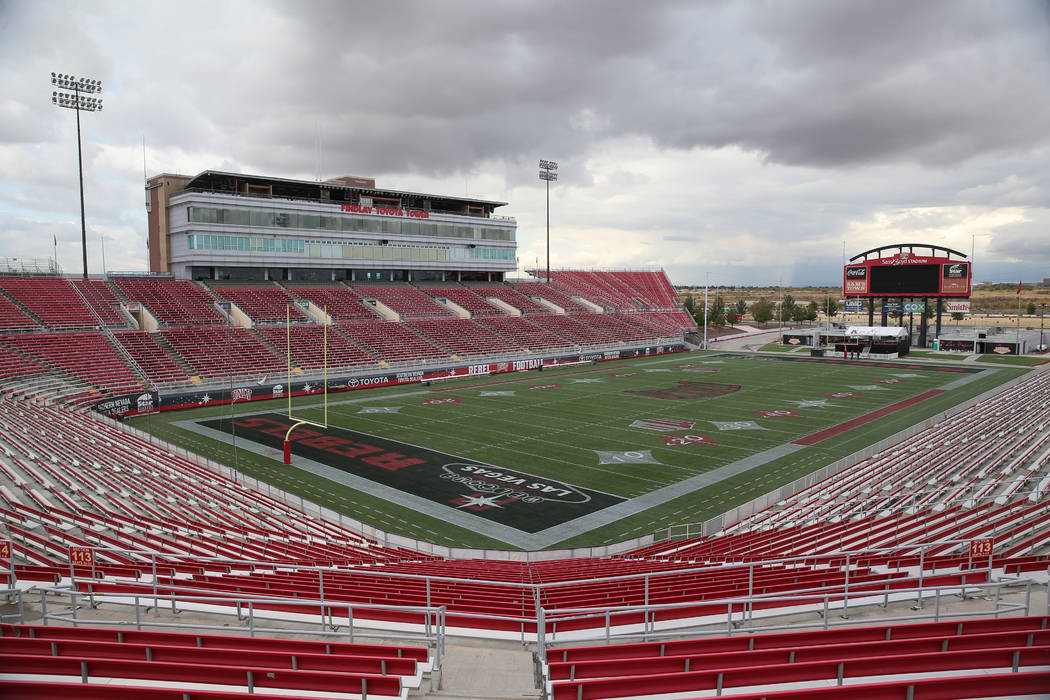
133, 352, 1028, 550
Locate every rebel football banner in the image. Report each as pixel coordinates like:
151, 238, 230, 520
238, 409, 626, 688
198, 413, 626, 532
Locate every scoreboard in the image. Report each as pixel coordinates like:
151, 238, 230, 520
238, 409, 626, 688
844, 253, 970, 297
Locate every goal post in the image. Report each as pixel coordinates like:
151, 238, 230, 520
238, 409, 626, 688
283, 303, 328, 464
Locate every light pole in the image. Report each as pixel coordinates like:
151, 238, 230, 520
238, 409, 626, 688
538, 159, 558, 283
1040, 303, 1046, 351
703, 273, 709, 350
51, 72, 103, 279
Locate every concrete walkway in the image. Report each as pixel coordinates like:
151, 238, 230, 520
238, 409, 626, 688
432, 641, 540, 699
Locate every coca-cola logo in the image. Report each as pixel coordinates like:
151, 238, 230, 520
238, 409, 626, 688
846, 267, 867, 279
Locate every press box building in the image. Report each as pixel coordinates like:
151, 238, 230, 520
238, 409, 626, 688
145, 171, 516, 282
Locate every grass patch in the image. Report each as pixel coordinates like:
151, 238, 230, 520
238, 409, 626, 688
975, 355, 1049, 366
131, 353, 1027, 550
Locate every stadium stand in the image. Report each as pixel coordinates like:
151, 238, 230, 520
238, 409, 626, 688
114, 279, 225, 325
0, 277, 101, 328
0, 622, 428, 699
536, 269, 636, 310
476, 315, 575, 351
4, 272, 1043, 698
159, 325, 285, 378
0, 331, 142, 395
207, 283, 306, 324
257, 323, 378, 371
545, 617, 1050, 699
533, 269, 682, 311
420, 284, 505, 315
574, 311, 663, 342
356, 284, 454, 317
0, 293, 39, 331
338, 318, 450, 362
529, 312, 620, 345
470, 283, 551, 314
69, 278, 129, 326
405, 317, 523, 356
111, 330, 189, 384
511, 280, 592, 312
285, 284, 380, 320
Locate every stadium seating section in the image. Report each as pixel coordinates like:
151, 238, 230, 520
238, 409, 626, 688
114, 279, 224, 325
207, 283, 305, 323
285, 283, 379, 320
0, 272, 689, 395
0, 271, 1049, 698
355, 284, 454, 317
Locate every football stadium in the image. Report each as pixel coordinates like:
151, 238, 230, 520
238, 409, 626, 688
0, 171, 1048, 699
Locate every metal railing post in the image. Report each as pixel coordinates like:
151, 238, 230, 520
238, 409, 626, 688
841, 554, 851, 619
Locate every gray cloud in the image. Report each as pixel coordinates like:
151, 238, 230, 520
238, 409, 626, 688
0, 0, 1047, 283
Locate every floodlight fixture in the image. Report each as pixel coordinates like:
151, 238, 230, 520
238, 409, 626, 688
539, 159, 559, 282
50, 71, 103, 278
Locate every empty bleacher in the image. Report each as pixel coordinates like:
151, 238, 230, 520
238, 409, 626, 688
110, 331, 188, 384
0, 294, 39, 331
529, 312, 620, 345
355, 284, 453, 317
0, 277, 101, 328
420, 284, 504, 315
114, 279, 224, 325
257, 323, 377, 371
208, 283, 305, 323
476, 315, 574, 351
0, 623, 429, 699
69, 278, 128, 326
545, 616, 1050, 699
511, 281, 592, 312
338, 318, 449, 362
574, 312, 662, 342
159, 325, 284, 378
539, 269, 637, 310
285, 284, 379, 319
406, 317, 524, 356
0, 331, 142, 395
470, 283, 551, 314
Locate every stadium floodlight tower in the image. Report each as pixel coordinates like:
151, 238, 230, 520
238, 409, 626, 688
538, 159, 558, 283
51, 72, 103, 279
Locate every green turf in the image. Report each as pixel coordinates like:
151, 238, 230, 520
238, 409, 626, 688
906, 350, 964, 359
975, 355, 1048, 366
758, 343, 801, 352
130, 352, 1027, 550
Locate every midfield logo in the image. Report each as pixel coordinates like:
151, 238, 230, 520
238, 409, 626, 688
628, 381, 741, 400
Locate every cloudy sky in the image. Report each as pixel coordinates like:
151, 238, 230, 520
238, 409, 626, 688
1, 0, 1048, 286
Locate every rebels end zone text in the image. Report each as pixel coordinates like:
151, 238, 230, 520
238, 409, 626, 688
200, 414, 624, 532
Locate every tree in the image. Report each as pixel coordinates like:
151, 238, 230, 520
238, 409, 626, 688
751, 298, 774, 325
822, 297, 839, 319
682, 294, 695, 314
806, 300, 819, 322
726, 310, 739, 326
709, 294, 727, 326
691, 305, 706, 327
735, 299, 747, 318
780, 294, 796, 326
951, 312, 964, 326
1027, 302, 1037, 316
791, 305, 808, 325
